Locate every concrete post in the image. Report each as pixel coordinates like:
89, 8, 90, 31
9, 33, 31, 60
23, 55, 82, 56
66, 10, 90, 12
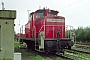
0, 10, 16, 60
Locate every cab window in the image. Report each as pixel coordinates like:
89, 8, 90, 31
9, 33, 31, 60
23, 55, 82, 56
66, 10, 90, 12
50, 13, 56, 16
36, 12, 44, 18
50, 11, 57, 16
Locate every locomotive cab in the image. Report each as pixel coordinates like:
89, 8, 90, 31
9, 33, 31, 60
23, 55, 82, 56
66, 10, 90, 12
49, 10, 58, 16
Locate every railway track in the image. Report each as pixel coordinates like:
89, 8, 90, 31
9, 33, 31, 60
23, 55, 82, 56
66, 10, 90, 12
56, 53, 74, 60
37, 51, 74, 60
55, 47, 90, 60
20, 47, 74, 60
65, 49, 90, 54
75, 44, 90, 49
19, 44, 90, 60
76, 43, 90, 45
64, 49, 90, 60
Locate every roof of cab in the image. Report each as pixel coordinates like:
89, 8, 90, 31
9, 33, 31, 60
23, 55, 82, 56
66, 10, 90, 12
30, 8, 59, 14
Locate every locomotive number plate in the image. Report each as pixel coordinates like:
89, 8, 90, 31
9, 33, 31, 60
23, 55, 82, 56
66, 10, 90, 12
47, 19, 64, 22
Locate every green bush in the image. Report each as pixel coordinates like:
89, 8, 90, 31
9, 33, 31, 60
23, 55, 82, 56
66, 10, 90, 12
0, 58, 12, 60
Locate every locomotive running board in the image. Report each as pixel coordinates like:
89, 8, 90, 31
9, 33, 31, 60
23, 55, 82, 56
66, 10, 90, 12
44, 38, 71, 41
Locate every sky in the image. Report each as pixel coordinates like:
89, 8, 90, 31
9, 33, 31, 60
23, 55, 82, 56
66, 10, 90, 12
0, 0, 90, 33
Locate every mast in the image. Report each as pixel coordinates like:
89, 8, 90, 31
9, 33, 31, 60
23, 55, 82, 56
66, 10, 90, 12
1, 2, 5, 10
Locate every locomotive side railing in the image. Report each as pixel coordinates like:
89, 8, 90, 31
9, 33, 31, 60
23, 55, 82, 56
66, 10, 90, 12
33, 26, 36, 50
38, 25, 76, 41
39, 25, 44, 33
19, 25, 25, 41
20, 24, 75, 42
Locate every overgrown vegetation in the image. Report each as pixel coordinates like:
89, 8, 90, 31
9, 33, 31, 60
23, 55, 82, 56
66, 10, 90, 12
75, 26, 90, 43
66, 26, 90, 43
14, 41, 62, 60
65, 51, 90, 60
14, 40, 20, 48
0, 58, 12, 60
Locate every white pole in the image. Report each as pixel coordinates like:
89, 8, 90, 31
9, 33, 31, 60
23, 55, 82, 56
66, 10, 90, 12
27, 10, 31, 22
19, 20, 20, 42
22, 25, 23, 34
1, 2, 5, 10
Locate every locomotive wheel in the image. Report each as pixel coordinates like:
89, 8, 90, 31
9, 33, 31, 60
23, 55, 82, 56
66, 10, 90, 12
26, 43, 31, 50
68, 46, 71, 50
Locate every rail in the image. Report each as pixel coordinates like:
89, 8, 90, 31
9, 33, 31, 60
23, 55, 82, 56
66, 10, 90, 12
64, 49, 90, 59
56, 54, 74, 60
65, 49, 90, 54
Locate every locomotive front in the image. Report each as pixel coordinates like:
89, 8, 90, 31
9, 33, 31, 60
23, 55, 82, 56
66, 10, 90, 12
37, 9, 75, 53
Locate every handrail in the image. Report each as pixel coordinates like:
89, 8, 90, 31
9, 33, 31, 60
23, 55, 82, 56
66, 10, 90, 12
38, 25, 75, 39
39, 25, 44, 33
33, 26, 36, 49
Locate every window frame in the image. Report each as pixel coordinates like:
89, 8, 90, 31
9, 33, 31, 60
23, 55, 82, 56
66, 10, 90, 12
36, 12, 44, 18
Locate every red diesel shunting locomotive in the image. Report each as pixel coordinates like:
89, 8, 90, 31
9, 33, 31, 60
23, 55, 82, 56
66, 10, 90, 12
20, 8, 75, 54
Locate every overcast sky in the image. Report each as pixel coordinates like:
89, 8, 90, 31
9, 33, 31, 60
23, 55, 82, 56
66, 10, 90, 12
0, 0, 90, 33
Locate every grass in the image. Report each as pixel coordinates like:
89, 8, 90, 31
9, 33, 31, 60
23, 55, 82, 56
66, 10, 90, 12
65, 51, 90, 60
14, 40, 20, 48
76, 53, 90, 59
34, 55, 43, 60
0, 58, 12, 60
56, 57, 62, 60
14, 41, 63, 60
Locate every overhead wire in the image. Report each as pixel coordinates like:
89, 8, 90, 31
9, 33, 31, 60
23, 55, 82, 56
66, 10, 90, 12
63, 8, 90, 17
59, 11, 90, 20
59, 0, 85, 11
60, 4, 90, 14
58, 0, 89, 17
58, 0, 90, 28
58, 0, 90, 20
64, 11, 90, 22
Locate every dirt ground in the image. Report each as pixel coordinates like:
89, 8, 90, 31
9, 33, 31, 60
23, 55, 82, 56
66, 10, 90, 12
15, 48, 31, 60
14, 47, 59, 60
14, 42, 62, 60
